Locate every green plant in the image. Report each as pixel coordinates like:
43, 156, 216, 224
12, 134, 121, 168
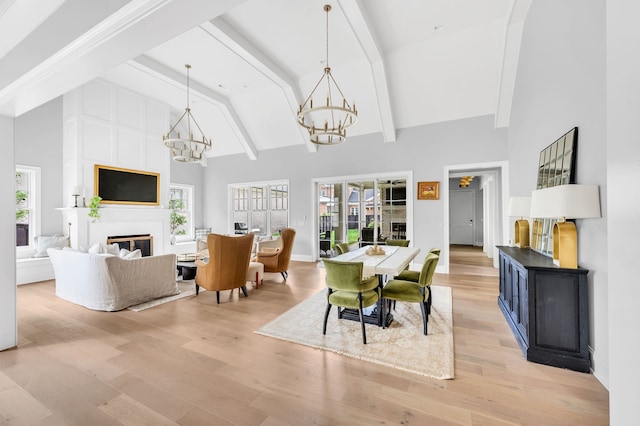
16, 189, 28, 221
88, 196, 102, 221
169, 199, 187, 235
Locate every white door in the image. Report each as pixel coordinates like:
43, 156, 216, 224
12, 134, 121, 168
450, 190, 475, 245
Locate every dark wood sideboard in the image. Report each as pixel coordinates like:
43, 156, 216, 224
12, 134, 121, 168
497, 246, 590, 372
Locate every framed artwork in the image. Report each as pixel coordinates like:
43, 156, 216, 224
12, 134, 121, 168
418, 181, 439, 200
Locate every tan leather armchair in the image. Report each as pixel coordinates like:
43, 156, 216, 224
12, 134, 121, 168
255, 228, 296, 280
195, 233, 254, 303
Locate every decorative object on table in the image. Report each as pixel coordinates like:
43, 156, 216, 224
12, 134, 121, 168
255, 285, 454, 379
71, 186, 80, 207
322, 260, 379, 344
194, 233, 254, 303
530, 184, 601, 268
296, 4, 357, 145
365, 244, 386, 256
382, 253, 439, 335
507, 196, 532, 248
163, 64, 212, 163
88, 196, 102, 222
417, 181, 439, 200
530, 127, 577, 255
254, 228, 296, 281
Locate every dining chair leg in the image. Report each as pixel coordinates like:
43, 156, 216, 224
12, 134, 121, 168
216, 291, 220, 304
241, 286, 248, 298
323, 304, 332, 335
195, 283, 200, 295
358, 294, 367, 344
420, 302, 428, 335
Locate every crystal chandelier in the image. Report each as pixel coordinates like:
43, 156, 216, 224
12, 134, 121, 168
163, 64, 212, 162
297, 4, 357, 145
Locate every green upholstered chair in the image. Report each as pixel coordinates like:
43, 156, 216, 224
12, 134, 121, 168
335, 242, 350, 255
382, 253, 439, 335
394, 247, 441, 283
322, 259, 380, 344
385, 239, 410, 247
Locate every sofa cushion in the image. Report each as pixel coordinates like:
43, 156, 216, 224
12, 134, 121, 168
34, 235, 69, 257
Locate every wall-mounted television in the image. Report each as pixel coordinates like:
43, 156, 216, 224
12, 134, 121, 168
94, 164, 160, 205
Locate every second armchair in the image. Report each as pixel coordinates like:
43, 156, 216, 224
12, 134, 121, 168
254, 228, 296, 281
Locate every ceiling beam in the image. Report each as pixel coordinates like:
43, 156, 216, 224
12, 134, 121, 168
200, 19, 317, 153
337, 0, 396, 143
130, 55, 258, 160
0, 0, 248, 117
495, 0, 532, 128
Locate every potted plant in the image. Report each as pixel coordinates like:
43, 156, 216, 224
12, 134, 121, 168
88, 196, 102, 222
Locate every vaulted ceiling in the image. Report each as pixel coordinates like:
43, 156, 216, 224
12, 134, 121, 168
0, 0, 530, 160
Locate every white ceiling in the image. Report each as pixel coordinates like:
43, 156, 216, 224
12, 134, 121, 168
0, 0, 531, 160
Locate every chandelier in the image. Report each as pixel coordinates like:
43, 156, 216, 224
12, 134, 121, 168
297, 4, 357, 145
163, 64, 212, 162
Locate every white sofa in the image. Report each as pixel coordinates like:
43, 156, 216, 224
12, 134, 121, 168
48, 248, 179, 311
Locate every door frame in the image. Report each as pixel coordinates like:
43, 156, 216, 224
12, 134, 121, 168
443, 161, 509, 273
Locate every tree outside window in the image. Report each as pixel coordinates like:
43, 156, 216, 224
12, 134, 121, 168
169, 184, 194, 241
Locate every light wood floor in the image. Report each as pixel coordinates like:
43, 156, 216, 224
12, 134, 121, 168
1, 246, 608, 425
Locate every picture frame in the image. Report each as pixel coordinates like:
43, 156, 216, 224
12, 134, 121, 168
417, 181, 439, 200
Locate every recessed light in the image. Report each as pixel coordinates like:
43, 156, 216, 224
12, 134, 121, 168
217, 84, 229, 91
434, 24, 443, 31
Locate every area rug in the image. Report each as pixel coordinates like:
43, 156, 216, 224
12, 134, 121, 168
127, 280, 200, 311
255, 286, 454, 379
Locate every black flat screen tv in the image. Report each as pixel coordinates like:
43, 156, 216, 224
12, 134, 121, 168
94, 164, 160, 205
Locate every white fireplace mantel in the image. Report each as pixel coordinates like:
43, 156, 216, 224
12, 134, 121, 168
57, 207, 171, 255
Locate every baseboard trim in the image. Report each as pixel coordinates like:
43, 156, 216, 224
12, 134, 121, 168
16, 257, 54, 285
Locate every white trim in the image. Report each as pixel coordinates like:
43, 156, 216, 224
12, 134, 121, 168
228, 179, 290, 236
311, 170, 413, 261
444, 161, 509, 273
15, 164, 41, 259
169, 183, 194, 242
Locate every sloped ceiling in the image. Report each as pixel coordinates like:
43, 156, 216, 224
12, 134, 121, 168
0, 0, 530, 160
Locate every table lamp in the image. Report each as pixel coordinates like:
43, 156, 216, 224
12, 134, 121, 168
530, 184, 601, 268
507, 196, 531, 248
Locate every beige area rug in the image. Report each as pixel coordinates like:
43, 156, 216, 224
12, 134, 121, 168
127, 280, 200, 311
255, 286, 454, 379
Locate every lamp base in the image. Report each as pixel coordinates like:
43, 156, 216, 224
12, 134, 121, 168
514, 219, 530, 249
552, 221, 578, 268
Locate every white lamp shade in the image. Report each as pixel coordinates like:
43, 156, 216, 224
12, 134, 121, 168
507, 196, 531, 217
530, 184, 601, 219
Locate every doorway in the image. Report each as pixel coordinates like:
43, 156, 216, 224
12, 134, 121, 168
443, 161, 509, 273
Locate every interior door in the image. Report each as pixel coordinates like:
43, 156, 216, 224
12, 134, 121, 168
450, 190, 475, 245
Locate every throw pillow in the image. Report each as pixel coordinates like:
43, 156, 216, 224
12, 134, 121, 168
88, 242, 104, 254
33, 235, 69, 257
122, 249, 142, 259
119, 248, 131, 258
105, 243, 120, 256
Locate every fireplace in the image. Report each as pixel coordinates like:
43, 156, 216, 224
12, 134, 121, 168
106, 234, 153, 256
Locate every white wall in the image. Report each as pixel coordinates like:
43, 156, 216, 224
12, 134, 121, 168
0, 115, 17, 350
607, 1, 640, 423
15, 97, 64, 235
202, 114, 508, 261
507, 0, 608, 384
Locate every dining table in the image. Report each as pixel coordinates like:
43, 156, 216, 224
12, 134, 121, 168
320, 245, 420, 327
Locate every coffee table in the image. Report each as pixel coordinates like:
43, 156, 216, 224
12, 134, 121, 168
177, 261, 197, 280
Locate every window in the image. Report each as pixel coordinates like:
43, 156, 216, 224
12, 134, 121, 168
231, 181, 289, 236
16, 165, 41, 258
169, 184, 194, 241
